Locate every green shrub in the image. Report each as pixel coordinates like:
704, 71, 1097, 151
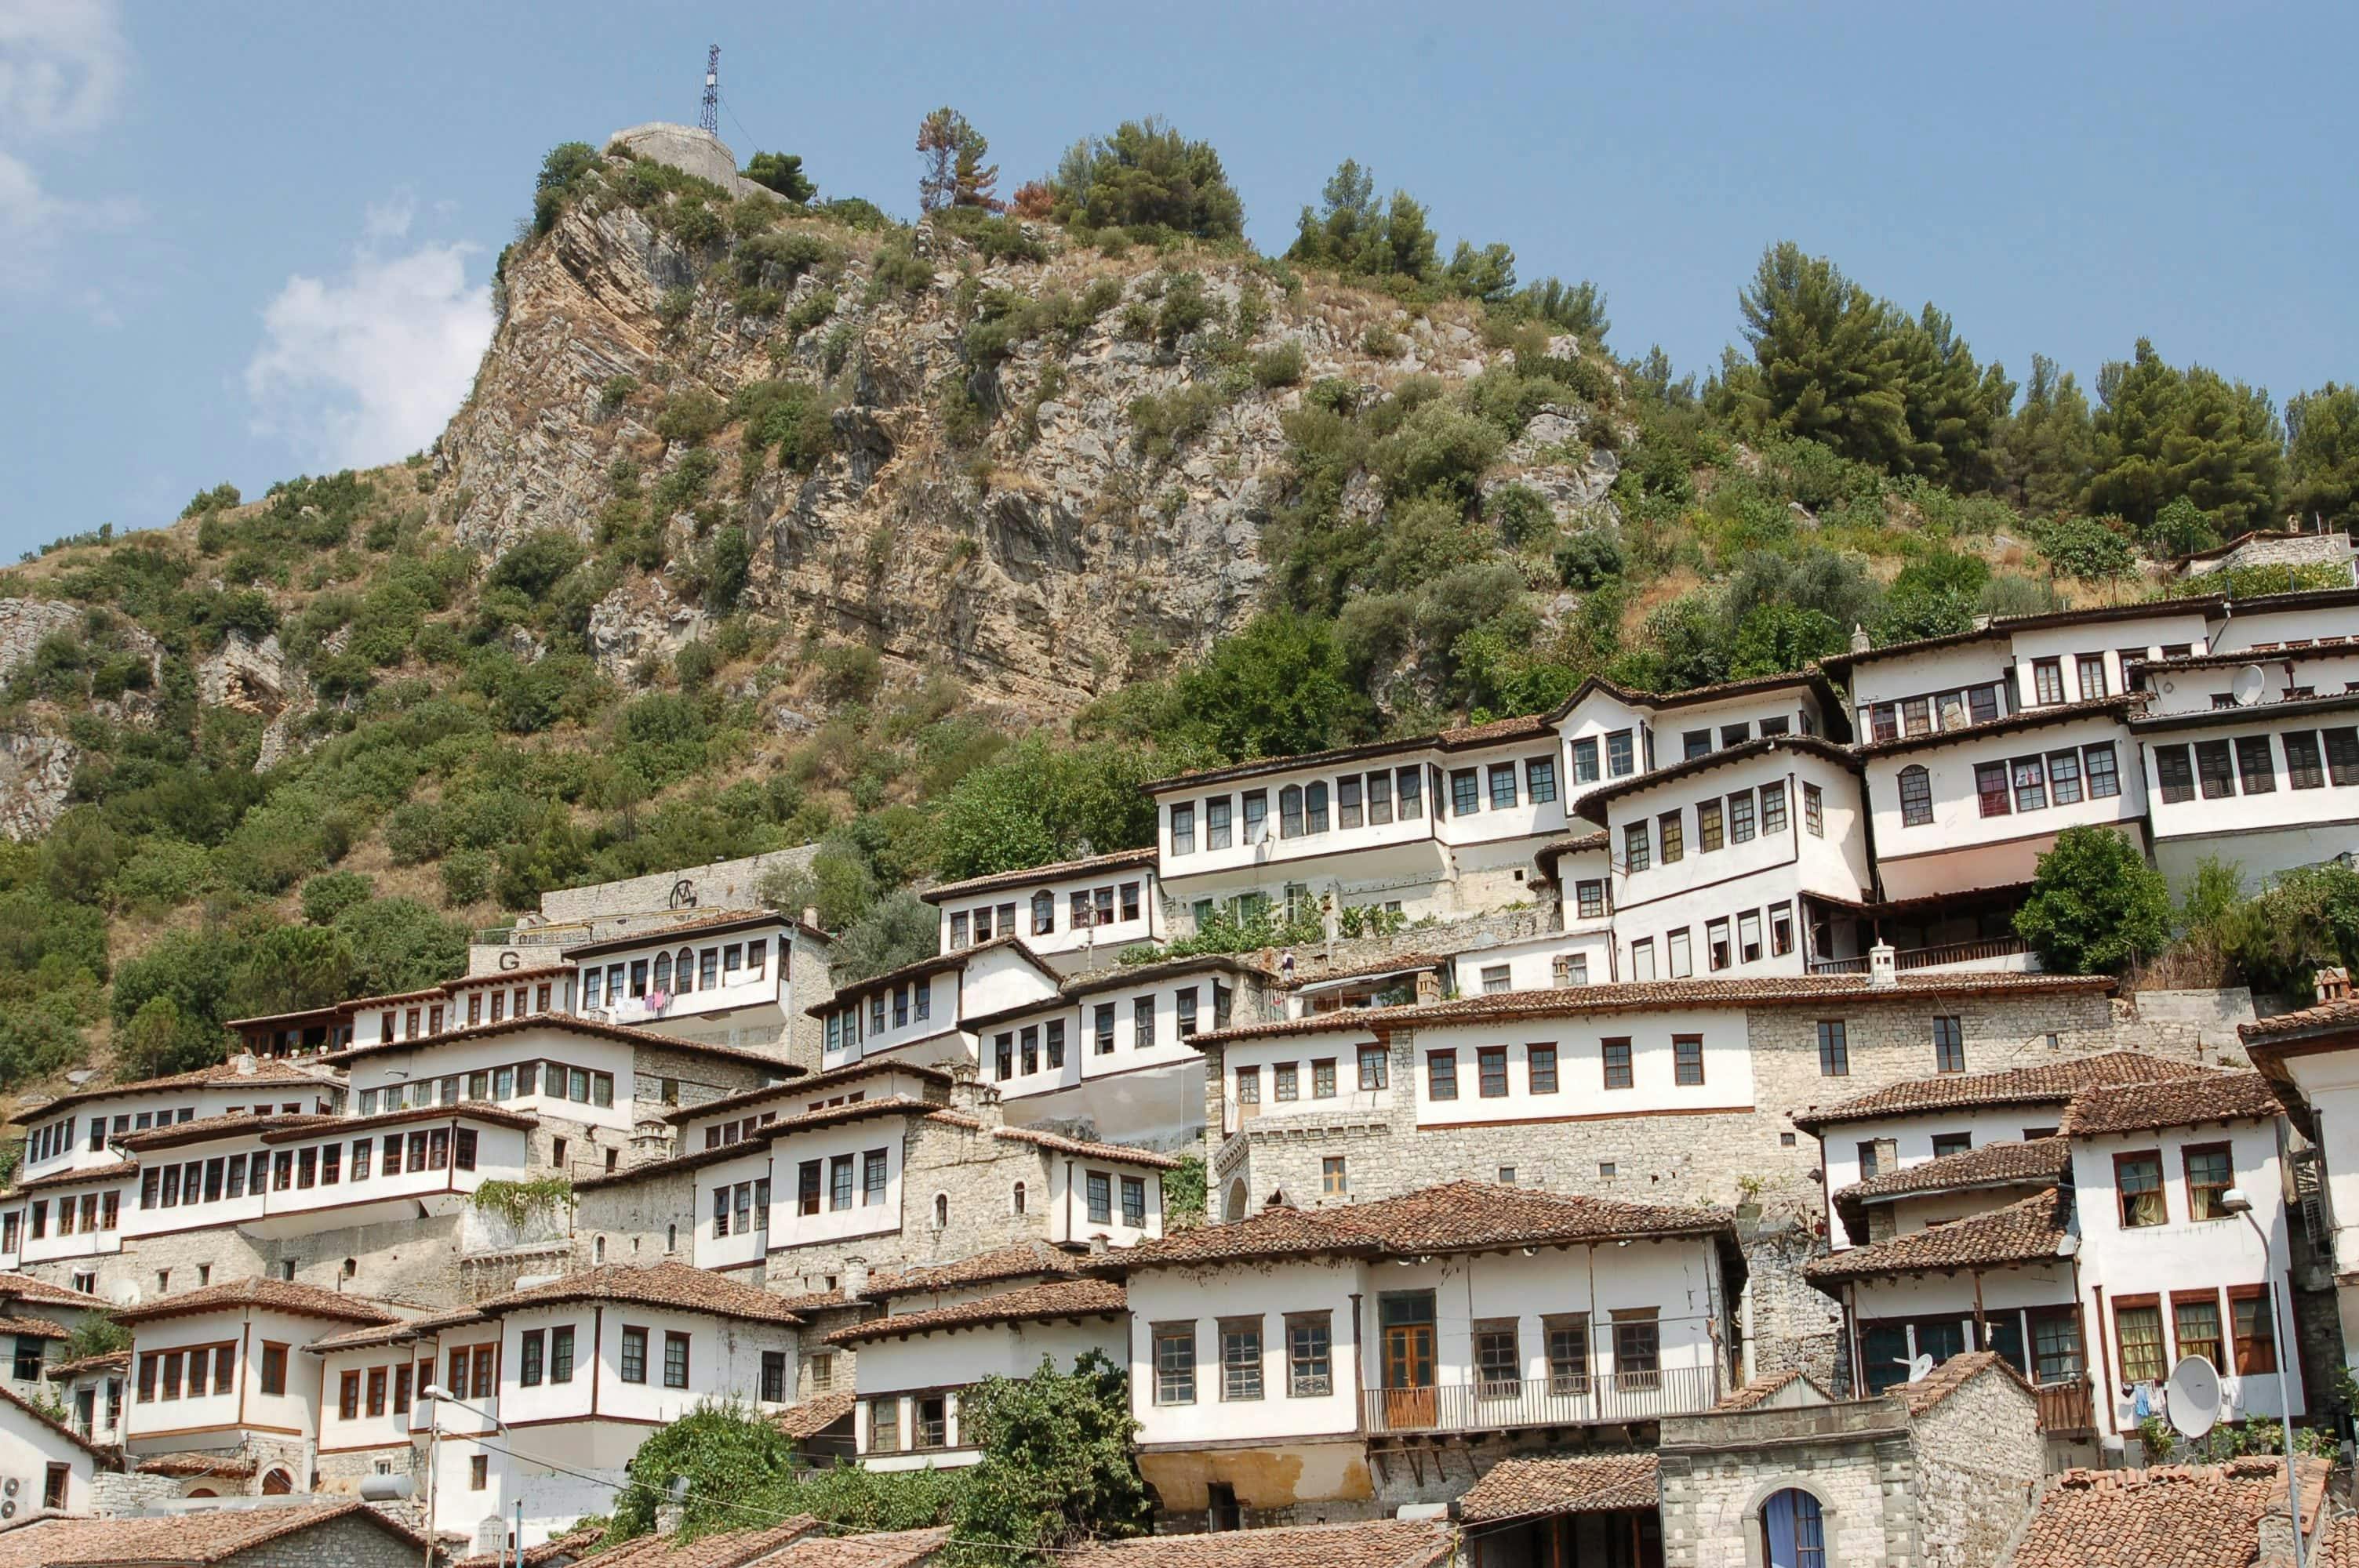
1154, 273, 1212, 347
783, 288, 837, 336
1129, 383, 1230, 463
654, 387, 729, 445
730, 379, 835, 474
1249, 341, 1307, 389
300, 870, 376, 925
865, 240, 936, 301
1373, 401, 1505, 504
742, 151, 816, 203
656, 287, 694, 328
2016, 826, 2173, 975
1360, 322, 1401, 358
2038, 516, 2135, 579
111, 837, 210, 905
439, 850, 494, 906
816, 644, 885, 704
1486, 484, 1553, 547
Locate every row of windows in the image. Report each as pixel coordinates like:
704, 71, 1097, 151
135, 1128, 482, 1210
1571, 731, 1641, 784
1425, 1038, 1703, 1099
702, 1109, 782, 1149
136, 1341, 260, 1402
381, 980, 554, 1043
1950, 744, 2123, 822
2112, 1144, 2237, 1229
581, 938, 766, 1011
356, 1062, 614, 1116
13, 1189, 120, 1244
335, 1360, 419, 1421
616, 1326, 694, 1388
26, 1117, 75, 1165
948, 883, 1145, 949
1625, 781, 1795, 873
2114, 1287, 2274, 1385
78, 1105, 205, 1155
1627, 902, 1797, 981
791, 1149, 892, 1215
2154, 728, 2359, 804
1679, 716, 1797, 758
450, 983, 552, 1030
1234, 1045, 1391, 1107
1080, 1170, 1150, 1227
869, 1391, 953, 1453
823, 981, 937, 1053
1169, 764, 1436, 856
516, 1324, 576, 1387
992, 987, 1232, 1080
711, 1178, 772, 1238
1864, 681, 2009, 742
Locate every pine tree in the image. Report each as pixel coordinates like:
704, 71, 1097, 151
2288, 383, 2359, 532
1734, 243, 1911, 470
1993, 355, 2097, 517
915, 107, 1000, 213
2085, 339, 2284, 538
1891, 303, 2015, 491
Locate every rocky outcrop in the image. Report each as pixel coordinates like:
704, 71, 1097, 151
0, 722, 76, 839
197, 630, 293, 715
0, 598, 87, 678
438, 187, 1603, 713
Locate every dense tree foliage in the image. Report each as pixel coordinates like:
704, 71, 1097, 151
2016, 826, 2174, 975
1049, 118, 1245, 239
2287, 383, 2359, 532
2086, 339, 2284, 541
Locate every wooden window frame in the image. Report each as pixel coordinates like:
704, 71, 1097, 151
2169, 1289, 2225, 1370
2181, 1142, 2235, 1222
2114, 1149, 2168, 1229
2227, 1284, 2278, 1376
2113, 1294, 2165, 1385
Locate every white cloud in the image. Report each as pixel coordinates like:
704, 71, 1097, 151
243, 211, 495, 470
0, 0, 126, 136
0, 143, 134, 291
361, 191, 415, 244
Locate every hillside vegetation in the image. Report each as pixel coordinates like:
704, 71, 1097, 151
0, 111, 2354, 1120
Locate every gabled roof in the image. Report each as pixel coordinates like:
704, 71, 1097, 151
0, 1501, 428, 1568
2241, 996, 2359, 1045
943, 1116, 1185, 1171
1714, 1369, 1834, 1410
1452, 1452, 1660, 1523
919, 847, 1160, 903
2128, 688, 2359, 733
7, 1058, 333, 1124
2058, 1069, 2279, 1138
0, 1276, 107, 1312
1573, 733, 1859, 825
1065, 1519, 1454, 1568
1792, 1050, 2201, 1134
115, 1111, 334, 1152
306, 1305, 488, 1352
1192, 973, 2116, 1050
1815, 597, 2222, 676
111, 1276, 405, 1327
1832, 1138, 2069, 1246
826, 1278, 1125, 1346
541, 1518, 948, 1568
869, 1241, 1082, 1300
1100, 1181, 1728, 1272
1, 1157, 136, 1196
1802, 1187, 2073, 1287
2008, 1454, 2331, 1568
773, 1389, 857, 1443
1895, 1349, 2030, 1417
473, 1261, 804, 1327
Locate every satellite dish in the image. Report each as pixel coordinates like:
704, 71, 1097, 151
2167, 1354, 2222, 1441
2232, 665, 2268, 706
1906, 1353, 1935, 1383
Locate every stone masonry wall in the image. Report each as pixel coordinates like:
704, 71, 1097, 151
1659, 1403, 1914, 1568
1209, 989, 2163, 1377
226, 1509, 424, 1568
1908, 1370, 2044, 1568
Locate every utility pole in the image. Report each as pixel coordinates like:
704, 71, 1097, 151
699, 46, 720, 134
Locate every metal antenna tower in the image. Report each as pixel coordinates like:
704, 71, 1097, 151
699, 45, 720, 134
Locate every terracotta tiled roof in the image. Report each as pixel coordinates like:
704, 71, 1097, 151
1065, 1519, 1455, 1568
663, 1061, 952, 1124
0, 1316, 66, 1340
133, 1452, 256, 1478
1454, 1452, 1660, 1524
920, 847, 1161, 902
322, 1011, 805, 1076
1815, 597, 2223, 674
446, 964, 575, 987
2059, 1070, 2280, 1138
1194, 973, 2116, 1049
826, 1279, 1125, 1346
0, 1500, 426, 1566
1, 1157, 137, 1196
0, 1381, 108, 1457
1791, 1051, 2201, 1133
1573, 734, 1859, 824
0, 1275, 106, 1312
42, 1350, 127, 1378
1104, 1181, 1728, 1272
2316, 1510, 2359, 1568
773, 1389, 856, 1442
111, 1275, 405, 1327
1803, 1187, 2072, 1286
982, 1123, 1185, 1171
870, 1241, 1081, 1300
7, 1058, 333, 1123
2244, 998, 2359, 1043
1843, 1137, 2070, 1206
474, 1261, 804, 1327
1061, 953, 1277, 997
306, 1305, 487, 1352
115, 1110, 334, 1152
2008, 1455, 2331, 1568
1895, 1350, 2028, 1415
1714, 1369, 1832, 1410
554, 1519, 950, 1568
1281, 952, 1452, 989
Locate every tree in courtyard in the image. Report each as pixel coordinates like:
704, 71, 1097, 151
2014, 825, 2173, 975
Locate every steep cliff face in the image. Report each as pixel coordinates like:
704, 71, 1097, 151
439, 194, 1615, 712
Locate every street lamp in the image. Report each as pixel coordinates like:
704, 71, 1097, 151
2219, 1188, 2305, 1568
420, 1384, 508, 1568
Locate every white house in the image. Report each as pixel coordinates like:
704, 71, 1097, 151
921, 848, 1164, 973
562, 909, 831, 1058
2243, 997, 2359, 1378
813, 938, 1063, 1075
0, 1381, 110, 1515
1100, 1181, 1739, 1528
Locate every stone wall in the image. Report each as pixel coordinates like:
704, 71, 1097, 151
1208, 989, 2160, 1374
529, 847, 820, 932
1658, 1403, 1914, 1568
1908, 1370, 2044, 1568
227, 1509, 424, 1568
89, 1468, 184, 1515
2131, 988, 2259, 1063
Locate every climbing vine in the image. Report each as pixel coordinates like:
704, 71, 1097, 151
470, 1176, 575, 1227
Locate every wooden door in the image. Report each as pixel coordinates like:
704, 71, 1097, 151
1382, 1322, 1435, 1428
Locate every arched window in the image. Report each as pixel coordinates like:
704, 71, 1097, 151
1898, 765, 1933, 828
1763, 1488, 1826, 1568
933, 1194, 949, 1229
594, 1236, 607, 1264
1279, 785, 1305, 839
1012, 1182, 1027, 1215
341, 1258, 356, 1279
653, 952, 672, 990
676, 948, 695, 993
1223, 1180, 1248, 1223
666, 1223, 678, 1253
1031, 891, 1055, 936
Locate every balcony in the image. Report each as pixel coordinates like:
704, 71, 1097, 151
1360, 1366, 1720, 1436
2034, 1375, 2094, 1434
1807, 936, 2032, 976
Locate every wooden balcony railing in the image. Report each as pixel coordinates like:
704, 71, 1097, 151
1808, 936, 2031, 975
2034, 1375, 2093, 1433
1360, 1365, 1719, 1436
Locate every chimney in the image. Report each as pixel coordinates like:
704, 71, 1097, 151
234, 1052, 256, 1076
1415, 969, 1442, 1006
1087, 1233, 1109, 1255
842, 1257, 868, 1301
655, 1502, 686, 1537
1848, 623, 1871, 655
802, 906, 821, 932
2316, 967, 2352, 1004
1867, 942, 1898, 990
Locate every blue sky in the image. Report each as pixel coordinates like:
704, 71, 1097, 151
3, 2, 2353, 560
